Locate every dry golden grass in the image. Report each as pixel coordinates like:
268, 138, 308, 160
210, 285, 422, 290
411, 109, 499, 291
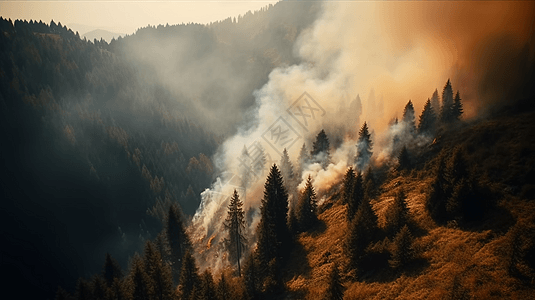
286, 200, 348, 299
283, 111, 535, 299
284, 175, 534, 299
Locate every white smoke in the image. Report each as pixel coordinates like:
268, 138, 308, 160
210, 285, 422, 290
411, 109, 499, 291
188, 0, 528, 272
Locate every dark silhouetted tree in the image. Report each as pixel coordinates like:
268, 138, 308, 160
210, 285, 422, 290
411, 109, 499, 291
103, 253, 123, 287
355, 122, 373, 171
402, 100, 416, 134
242, 254, 259, 300
296, 175, 317, 231
143, 241, 174, 300
177, 251, 199, 300
363, 166, 377, 200
389, 225, 414, 270
347, 171, 364, 221
224, 189, 247, 276
256, 165, 290, 276
452, 91, 463, 122
397, 146, 411, 172
110, 278, 129, 300
323, 263, 344, 300
418, 98, 437, 135
128, 254, 154, 300
198, 269, 217, 300
426, 153, 450, 222
445, 147, 484, 222
440, 79, 454, 124
165, 203, 191, 283
311, 129, 330, 169
342, 167, 356, 205
345, 197, 378, 273
430, 88, 440, 115
385, 190, 410, 235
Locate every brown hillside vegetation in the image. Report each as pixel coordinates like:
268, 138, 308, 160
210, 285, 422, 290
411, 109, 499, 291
285, 110, 535, 299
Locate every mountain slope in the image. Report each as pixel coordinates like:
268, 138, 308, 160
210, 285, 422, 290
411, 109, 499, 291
283, 109, 535, 299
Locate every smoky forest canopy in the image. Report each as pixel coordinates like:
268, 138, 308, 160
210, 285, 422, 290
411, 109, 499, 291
1, 1, 535, 299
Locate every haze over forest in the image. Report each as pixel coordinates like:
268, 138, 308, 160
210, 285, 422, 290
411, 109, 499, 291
1, 1, 535, 299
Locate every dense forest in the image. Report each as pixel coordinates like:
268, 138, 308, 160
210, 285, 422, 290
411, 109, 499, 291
1, 1, 535, 299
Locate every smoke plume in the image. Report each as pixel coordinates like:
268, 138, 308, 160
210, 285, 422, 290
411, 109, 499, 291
190, 1, 535, 272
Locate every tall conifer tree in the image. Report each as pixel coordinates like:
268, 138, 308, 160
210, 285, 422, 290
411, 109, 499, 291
355, 122, 373, 171
224, 189, 247, 276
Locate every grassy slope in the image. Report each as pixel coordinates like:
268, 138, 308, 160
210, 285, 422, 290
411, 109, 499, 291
284, 110, 535, 299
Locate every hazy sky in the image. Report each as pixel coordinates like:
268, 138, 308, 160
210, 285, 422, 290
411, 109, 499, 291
0, 0, 280, 34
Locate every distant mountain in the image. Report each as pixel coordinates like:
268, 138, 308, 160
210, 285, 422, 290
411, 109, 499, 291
83, 28, 123, 42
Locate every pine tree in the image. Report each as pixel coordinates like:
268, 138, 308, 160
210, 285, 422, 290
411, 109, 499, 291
347, 171, 364, 221
446, 178, 473, 222
279, 148, 295, 190
323, 263, 344, 300
452, 91, 463, 121
426, 153, 450, 222
311, 129, 331, 169
110, 278, 129, 300
345, 197, 378, 272
430, 88, 440, 115
389, 225, 414, 270
397, 146, 411, 172
242, 253, 259, 300
177, 251, 200, 300
103, 253, 123, 287
224, 189, 247, 276
280, 148, 297, 205
418, 98, 437, 135
402, 100, 416, 134
128, 254, 154, 300
363, 166, 377, 200
296, 143, 309, 179
385, 190, 410, 235
198, 270, 217, 300
256, 165, 290, 271
143, 240, 174, 300
355, 122, 373, 171
296, 175, 317, 231
440, 79, 454, 124
165, 203, 191, 283
342, 167, 356, 205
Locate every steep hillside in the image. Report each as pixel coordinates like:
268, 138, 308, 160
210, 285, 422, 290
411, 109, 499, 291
282, 109, 535, 299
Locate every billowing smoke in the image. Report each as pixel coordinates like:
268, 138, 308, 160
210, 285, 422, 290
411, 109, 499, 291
190, 1, 535, 272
